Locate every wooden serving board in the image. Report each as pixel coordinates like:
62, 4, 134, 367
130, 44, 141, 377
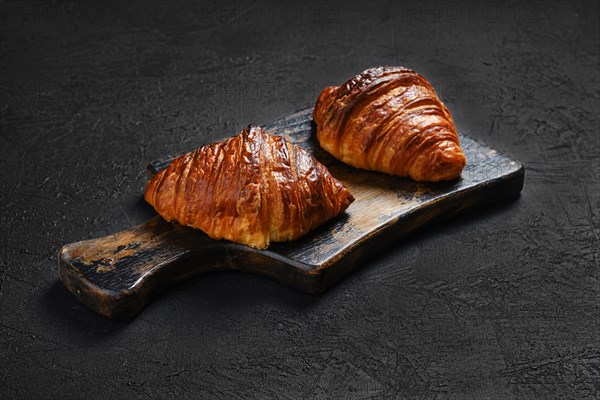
58, 108, 524, 319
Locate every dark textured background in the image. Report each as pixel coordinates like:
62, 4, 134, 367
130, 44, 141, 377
1, 1, 598, 398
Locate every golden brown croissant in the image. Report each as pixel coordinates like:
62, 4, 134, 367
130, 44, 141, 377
314, 66, 467, 182
144, 125, 354, 249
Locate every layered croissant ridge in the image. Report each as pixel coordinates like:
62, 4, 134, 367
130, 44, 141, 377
144, 126, 354, 249
314, 66, 467, 182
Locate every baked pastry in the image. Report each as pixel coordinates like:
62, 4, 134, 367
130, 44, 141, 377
144, 126, 354, 249
313, 66, 467, 182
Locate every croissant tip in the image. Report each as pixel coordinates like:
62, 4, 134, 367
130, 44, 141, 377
243, 124, 265, 135
361, 65, 415, 76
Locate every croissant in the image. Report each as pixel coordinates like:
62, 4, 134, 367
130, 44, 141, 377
313, 66, 467, 182
144, 125, 354, 249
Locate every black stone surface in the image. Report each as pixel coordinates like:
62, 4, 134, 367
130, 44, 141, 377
1, 1, 598, 398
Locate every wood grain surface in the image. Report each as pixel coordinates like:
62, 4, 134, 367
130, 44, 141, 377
58, 107, 523, 319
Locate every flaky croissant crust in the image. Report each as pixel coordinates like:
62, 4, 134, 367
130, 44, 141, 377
314, 66, 467, 182
144, 126, 354, 249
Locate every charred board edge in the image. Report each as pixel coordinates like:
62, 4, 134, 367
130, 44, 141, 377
315, 164, 525, 290
57, 163, 523, 319
58, 238, 317, 320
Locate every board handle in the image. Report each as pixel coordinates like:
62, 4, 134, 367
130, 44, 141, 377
57, 217, 221, 319
58, 217, 313, 319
